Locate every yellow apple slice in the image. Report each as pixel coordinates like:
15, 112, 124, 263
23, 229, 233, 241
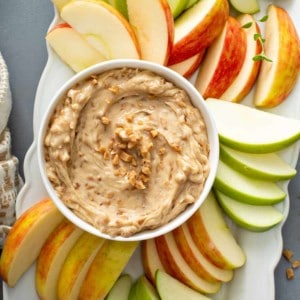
127, 0, 174, 65
173, 223, 233, 282
78, 240, 138, 299
220, 14, 262, 102
61, 0, 141, 60
254, 5, 300, 107
155, 233, 221, 294
205, 98, 300, 153
168, 50, 205, 78
46, 23, 105, 72
195, 16, 247, 99
0, 198, 64, 287
35, 219, 83, 300
186, 192, 246, 269
57, 232, 105, 300
141, 238, 166, 284
168, 0, 229, 65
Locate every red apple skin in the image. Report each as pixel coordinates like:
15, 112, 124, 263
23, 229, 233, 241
48, 22, 71, 32
168, 0, 229, 65
195, 16, 247, 99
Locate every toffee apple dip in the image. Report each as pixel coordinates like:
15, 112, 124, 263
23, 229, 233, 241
44, 67, 210, 237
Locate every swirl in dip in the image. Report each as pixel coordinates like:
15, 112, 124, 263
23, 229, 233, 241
44, 68, 210, 237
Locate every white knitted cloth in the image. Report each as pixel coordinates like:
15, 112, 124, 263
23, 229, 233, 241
0, 51, 23, 246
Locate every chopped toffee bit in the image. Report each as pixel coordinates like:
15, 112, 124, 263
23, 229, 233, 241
286, 268, 295, 280
283, 249, 294, 262
292, 260, 300, 269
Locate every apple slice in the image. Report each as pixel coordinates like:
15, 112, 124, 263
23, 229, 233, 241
215, 160, 286, 205
61, 0, 141, 60
155, 270, 211, 300
229, 0, 260, 14
168, 50, 205, 78
167, 0, 189, 18
78, 240, 138, 299
106, 274, 133, 300
51, 0, 71, 12
127, 0, 174, 65
215, 190, 284, 232
185, 0, 199, 9
35, 219, 83, 300
220, 144, 297, 181
141, 238, 166, 284
155, 233, 221, 294
46, 23, 106, 73
168, 0, 229, 65
107, 0, 128, 19
129, 275, 160, 300
254, 5, 300, 107
220, 14, 262, 102
0, 198, 64, 287
173, 223, 233, 282
57, 232, 105, 300
205, 98, 300, 153
186, 192, 246, 269
195, 16, 247, 99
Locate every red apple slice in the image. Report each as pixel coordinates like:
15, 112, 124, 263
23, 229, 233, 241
155, 233, 221, 294
173, 223, 234, 283
220, 14, 262, 102
0, 198, 64, 287
127, 0, 174, 65
141, 238, 166, 284
35, 219, 83, 300
195, 16, 247, 99
168, 0, 229, 65
253, 5, 300, 107
61, 0, 141, 60
78, 240, 138, 299
46, 23, 106, 72
168, 50, 205, 78
186, 192, 246, 269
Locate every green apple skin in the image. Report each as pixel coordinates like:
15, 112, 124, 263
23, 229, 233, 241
106, 274, 133, 300
229, 0, 260, 14
215, 189, 284, 232
219, 144, 297, 181
167, 0, 189, 18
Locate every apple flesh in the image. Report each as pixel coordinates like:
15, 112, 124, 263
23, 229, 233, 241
168, 50, 205, 78
214, 160, 286, 205
155, 232, 221, 294
35, 219, 83, 300
129, 275, 160, 300
78, 240, 138, 299
0, 198, 64, 287
219, 144, 297, 181
220, 14, 262, 102
141, 238, 166, 284
215, 190, 284, 232
106, 274, 133, 300
57, 232, 105, 300
195, 16, 247, 99
186, 192, 246, 269
254, 5, 300, 107
46, 23, 106, 72
61, 0, 141, 60
168, 0, 229, 65
127, 0, 174, 65
205, 98, 300, 153
173, 223, 233, 283
155, 270, 211, 300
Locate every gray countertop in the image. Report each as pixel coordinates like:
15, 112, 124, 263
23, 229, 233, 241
0, 1, 299, 299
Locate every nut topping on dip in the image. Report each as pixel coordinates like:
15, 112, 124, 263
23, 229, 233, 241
44, 68, 210, 237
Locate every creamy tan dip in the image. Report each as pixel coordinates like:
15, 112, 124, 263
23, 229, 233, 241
44, 68, 210, 237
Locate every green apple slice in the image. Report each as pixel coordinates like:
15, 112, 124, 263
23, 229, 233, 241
215, 190, 284, 232
129, 275, 159, 300
107, 0, 128, 19
106, 274, 132, 300
185, 0, 199, 9
229, 0, 260, 14
206, 99, 300, 153
155, 270, 211, 300
214, 160, 286, 205
167, 0, 189, 18
220, 144, 297, 180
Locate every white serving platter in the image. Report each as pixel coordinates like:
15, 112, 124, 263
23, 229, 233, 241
3, 0, 300, 299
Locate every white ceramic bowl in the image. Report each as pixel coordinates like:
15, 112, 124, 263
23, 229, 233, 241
37, 59, 219, 241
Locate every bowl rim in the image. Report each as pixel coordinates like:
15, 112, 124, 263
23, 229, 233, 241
37, 58, 219, 241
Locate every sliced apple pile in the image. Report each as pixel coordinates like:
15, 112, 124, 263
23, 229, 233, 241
206, 98, 299, 231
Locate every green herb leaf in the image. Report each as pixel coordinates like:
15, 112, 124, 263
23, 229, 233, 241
259, 15, 268, 22
253, 54, 273, 62
242, 22, 253, 29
